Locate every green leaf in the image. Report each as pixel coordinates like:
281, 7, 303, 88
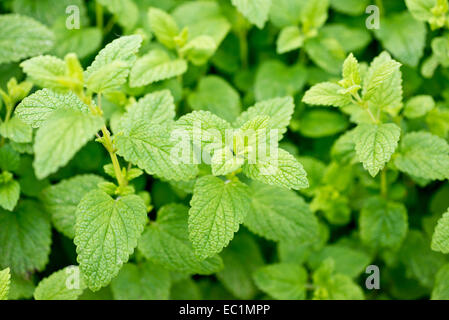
41, 175, 105, 239
119, 90, 176, 127
0, 201, 52, 275
307, 245, 371, 278
84, 35, 142, 93
211, 146, 244, 177
374, 12, 426, 67
0, 117, 32, 143
395, 131, 449, 181
74, 190, 147, 291
300, 0, 329, 33
341, 53, 361, 88
97, 0, 139, 30
431, 208, 449, 253
20, 55, 67, 91
172, 1, 230, 45
234, 96, 295, 139
129, 49, 187, 87
404, 95, 435, 119
363, 52, 402, 106
0, 145, 20, 172
431, 264, 449, 299
51, 24, 102, 60
320, 24, 371, 53
0, 14, 54, 64
16, 89, 89, 128
277, 26, 304, 54
111, 262, 170, 300
360, 197, 408, 249
253, 263, 307, 300
304, 35, 345, 75
217, 232, 264, 299
188, 75, 241, 123
148, 7, 179, 49
34, 266, 86, 300
405, 0, 436, 22
180, 35, 217, 66
0, 268, 10, 300
138, 204, 223, 274
245, 182, 319, 242
33, 109, 104, 179
353, 123, 401, 177
297, 110, 348, 138
189, 175, 251, 259
254, 60, 307, 101
115, 121, 198, 181
0, 177, 20, 211
243, 148, 309, 190
330, 0, 370, 15
231, 0, 272, 29
302, 82, 352, 107
269, 0, 306, 28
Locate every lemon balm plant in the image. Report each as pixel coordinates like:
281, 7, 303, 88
1, 0, 449, 301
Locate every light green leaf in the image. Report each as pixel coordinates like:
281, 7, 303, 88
360, 197, 408, 249
33, 109, 104, 179
320, 24, 371, 52
16, 89, 89, 128
148, 7, 179, 49
84, 35, 142, 93
138, 204, 223, 275
234, 96, 295, 139
211, 147, 244, 176
0, 14, 54, 64
172, 1, 230, 45
97, 0, 139, 30
20, 55, 68, 91
300, 0, 329, 33
41, 175, 106, 239
180, 35, 217, 66
52, 25, 102, 60
395, 131, 449, 180
111, 262, 170, 300
431, 264, 449, 299
115, 121, 198, 181
245, 182, 319, 242
0, 177, 20, 211
302, 82, 352, 107
431, 209, 449, 253
188, 75, 241, 123
217, 232, 264, 299
254, 61, 307, 101
304, 36, 346, 75
0, 201, 52, 275
405, 0, 436, 22
119, 90, 176, 127
74, 190, 147, 291
353, 123, 401, 177
269, 0, 306, 28
129, 49, 187, 87
34, 266, 86, 300
231, 0, 272, 29
253, 263, 307, 300
0, 117, 32, 143
0, 268, 10, 300
189, 175, 251, 259
277, 26, 304, 54
341, 53, 361, 88
374, 12, 426, 67
243, 148, 309, 190
404, 95, 435, 118
363, 52, 402, 105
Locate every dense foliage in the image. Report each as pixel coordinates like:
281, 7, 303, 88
1, 0, 449, 301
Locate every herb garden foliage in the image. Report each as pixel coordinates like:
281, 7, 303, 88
0, 0, 449, 302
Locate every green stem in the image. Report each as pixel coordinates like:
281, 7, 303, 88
103, 16, 116, 35
0, 100, 13, 147
375, 0, 384, 16
237, 14, 249, 69
96, 93, 127, 189
380, 168, 387, 198
95, 1, 104, 29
